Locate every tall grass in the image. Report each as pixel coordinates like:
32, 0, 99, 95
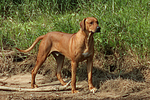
0, 0, 150, 58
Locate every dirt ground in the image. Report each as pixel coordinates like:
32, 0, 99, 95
0, 50, 150, 100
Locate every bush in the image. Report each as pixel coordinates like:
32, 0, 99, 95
0, 0, 149, 58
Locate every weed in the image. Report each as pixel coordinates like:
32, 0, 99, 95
0, 0, 149, 58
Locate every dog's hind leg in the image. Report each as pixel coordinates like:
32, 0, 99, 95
31, 40, 51, 88
52, 52, 67, 86
31, 54, 48, 88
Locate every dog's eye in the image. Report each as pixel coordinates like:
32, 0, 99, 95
97, 21, 99, 24
90, 22, 93, 24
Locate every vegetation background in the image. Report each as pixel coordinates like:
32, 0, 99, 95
0, 1, 150, 99
0, 0, 150, 58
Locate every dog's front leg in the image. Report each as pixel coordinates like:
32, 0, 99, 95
87, 57, 97, 93
71, 61, 79, 93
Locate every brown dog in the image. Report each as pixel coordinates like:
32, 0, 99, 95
16, 17, 101, 93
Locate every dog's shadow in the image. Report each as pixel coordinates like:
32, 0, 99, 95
62, 63, 146, 89
95, 67, 145, 89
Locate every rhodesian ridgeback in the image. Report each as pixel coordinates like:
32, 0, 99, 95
16, 17, 101, 93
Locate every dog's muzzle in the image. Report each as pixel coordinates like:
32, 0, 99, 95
95, 26, 101, 32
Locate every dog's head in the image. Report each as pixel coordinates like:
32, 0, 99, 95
80, 17, 101, 33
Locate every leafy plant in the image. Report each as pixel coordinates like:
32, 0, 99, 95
0, 0, 149, 58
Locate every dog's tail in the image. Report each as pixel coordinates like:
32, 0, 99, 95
16, 35, 45, 53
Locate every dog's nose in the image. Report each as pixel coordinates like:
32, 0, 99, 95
96, 26, 101, 32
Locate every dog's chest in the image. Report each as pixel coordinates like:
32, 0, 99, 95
82, 52, 92, 58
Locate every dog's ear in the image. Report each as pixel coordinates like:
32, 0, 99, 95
80, 18, 86, 31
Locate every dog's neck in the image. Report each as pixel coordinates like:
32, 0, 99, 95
78, 29, 90, 37
78, 29, 93, 54
84, 32, 93, 54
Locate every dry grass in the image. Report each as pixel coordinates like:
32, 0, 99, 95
100, 78, 149, 95
0, 50, 150, 99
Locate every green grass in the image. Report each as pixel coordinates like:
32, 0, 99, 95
0, 0, 150, 58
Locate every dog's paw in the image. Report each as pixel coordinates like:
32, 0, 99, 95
90, 87, 97, 93
72, 90, 79, 93
64, 80, 71, 87
31, 84, 38, 89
